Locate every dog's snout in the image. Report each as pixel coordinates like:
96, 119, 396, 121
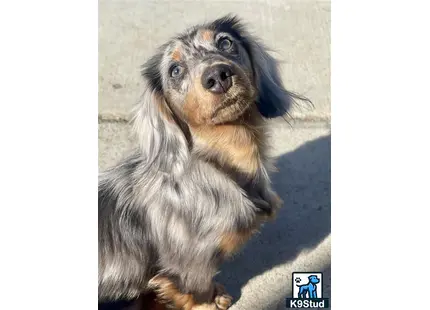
201, 64, 234, 94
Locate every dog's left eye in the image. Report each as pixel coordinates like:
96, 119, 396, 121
170, 65, 184, 78
218, 38, 233, 51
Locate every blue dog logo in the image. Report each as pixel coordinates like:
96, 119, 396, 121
296, 275, 320, 298
286, 272, 329, 308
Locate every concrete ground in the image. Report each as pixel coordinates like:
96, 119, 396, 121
99, 1, 331, 309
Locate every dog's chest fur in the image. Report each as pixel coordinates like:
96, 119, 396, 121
190, 108, 268, 175
190, 107, 271, 200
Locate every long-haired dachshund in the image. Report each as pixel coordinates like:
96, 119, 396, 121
99, 15, 307, 310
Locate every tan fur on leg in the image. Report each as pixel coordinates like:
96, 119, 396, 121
148, 276, 232, 310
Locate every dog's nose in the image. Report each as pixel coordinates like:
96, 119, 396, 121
201, 64, 234, 94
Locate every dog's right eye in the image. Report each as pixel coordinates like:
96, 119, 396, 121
170, 65, 184, 78
218, 37, 233, 52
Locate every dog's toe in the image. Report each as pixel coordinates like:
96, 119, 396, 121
212, 283, 232, 309
215, 294, 232, 310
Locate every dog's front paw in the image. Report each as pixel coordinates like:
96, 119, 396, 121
215, 295, 232, 310
251, 197, 271, 215
262, 190, 283, 221
270, 192, 283, 211
213, 283, 232, 310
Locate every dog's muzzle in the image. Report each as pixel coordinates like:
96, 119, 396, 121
201, 64, 235, 94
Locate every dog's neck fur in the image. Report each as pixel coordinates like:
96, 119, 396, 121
189, 105, 268, 178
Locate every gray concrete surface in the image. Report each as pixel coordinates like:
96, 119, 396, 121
99, 1, 331, 309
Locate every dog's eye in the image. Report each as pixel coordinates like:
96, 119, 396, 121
170, 65, 184, 78
218, 38, 233, 51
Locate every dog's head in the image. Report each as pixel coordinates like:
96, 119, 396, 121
141, 15, 298, 125
132, 15, 306, 174
154, 21, 256, 126
308, 275, 320, 284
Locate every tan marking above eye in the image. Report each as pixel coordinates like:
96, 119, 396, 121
201, 30, 214, 42
172, 48, 181, 61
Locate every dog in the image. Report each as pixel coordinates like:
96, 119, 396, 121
99, 15, 308, 310
297, 275, 320, 299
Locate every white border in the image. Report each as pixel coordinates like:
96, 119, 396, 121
1, 1, 430, 309
333, 0, 430, 309
0, 1, 97, 309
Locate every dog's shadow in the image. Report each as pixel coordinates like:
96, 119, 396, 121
215, 133, 331, 301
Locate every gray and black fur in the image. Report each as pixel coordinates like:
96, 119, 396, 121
99, 15, 306, 309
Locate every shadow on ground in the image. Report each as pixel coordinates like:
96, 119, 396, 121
215, 134, 331, 301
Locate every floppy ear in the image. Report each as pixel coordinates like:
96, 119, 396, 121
246, 36, 310, 118
131, 53, 190, 176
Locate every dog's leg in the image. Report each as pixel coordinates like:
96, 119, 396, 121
310, 287, 317, 298
298, 287, 305, 299
256, 186, 283, 221
148, 275, 232, 310
242, 178, 283, 221
300, 287, 309, 299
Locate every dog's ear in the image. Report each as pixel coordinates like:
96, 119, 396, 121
246, 38, 294, 118
210, 14, 310, 118
244, 34, 310, 118
131, 51, 190, 176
